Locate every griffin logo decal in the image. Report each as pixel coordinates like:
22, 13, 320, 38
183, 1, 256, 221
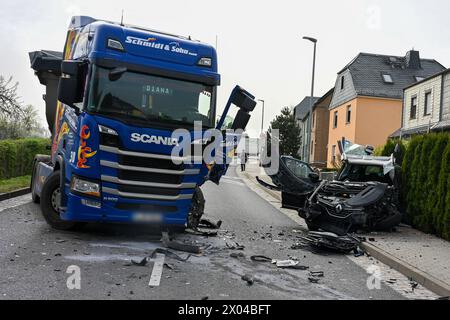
57, 122, 70, 145
77, 125, 97, 169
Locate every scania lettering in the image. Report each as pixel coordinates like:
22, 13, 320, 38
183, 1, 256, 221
29, 16, 256, 230
130, 133, 179, 146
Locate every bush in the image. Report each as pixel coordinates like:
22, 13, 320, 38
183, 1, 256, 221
0, 138, 50, 180
400, 133, 450, 240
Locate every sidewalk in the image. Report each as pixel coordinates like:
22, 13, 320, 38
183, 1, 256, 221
237, 158, 450, 297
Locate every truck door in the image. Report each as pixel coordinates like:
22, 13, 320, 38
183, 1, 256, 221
269, 156, 318, 210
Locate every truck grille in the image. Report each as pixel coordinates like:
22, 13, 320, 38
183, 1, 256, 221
99, 145, 198, 201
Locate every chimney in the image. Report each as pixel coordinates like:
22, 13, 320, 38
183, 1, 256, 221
405, 50, 421, 69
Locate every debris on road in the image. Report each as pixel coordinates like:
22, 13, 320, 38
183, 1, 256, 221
309, 271, 324, 277
241, 274, 254, 286
298, 232, 361, 253
308, 271, 324, 284
353, 247, 366, 257
164, 263, 175, 270
276, 260, 309, 270
230, 252, 245, 259
226, 241, 245, 251
131, 257, 149, 267
127, 248, 191, 267
161, 232, 202, 254
308, 277, 320, 284
250, 255, 273, 263
198, 218, 223, 230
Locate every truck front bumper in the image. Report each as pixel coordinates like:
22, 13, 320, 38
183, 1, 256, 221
62, 189, 191, 227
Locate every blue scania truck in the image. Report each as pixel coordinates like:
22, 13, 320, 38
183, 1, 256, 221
29, 16, 256, 230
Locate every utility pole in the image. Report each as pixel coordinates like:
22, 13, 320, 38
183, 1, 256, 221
302, 36, 317, 163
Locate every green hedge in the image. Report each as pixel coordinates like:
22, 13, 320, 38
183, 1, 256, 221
401, 133, 450, 240
0, 138, 51, 180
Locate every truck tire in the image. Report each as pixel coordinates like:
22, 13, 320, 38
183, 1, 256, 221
40, 171, 81, 231
187, 187, 205, 229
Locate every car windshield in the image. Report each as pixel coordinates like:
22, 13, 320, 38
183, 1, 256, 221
339, 164, 392, 184
87, 66, 215, 128
283, 157, 314, 179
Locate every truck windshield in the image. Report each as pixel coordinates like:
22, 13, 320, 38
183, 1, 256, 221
87, 66, 215, 128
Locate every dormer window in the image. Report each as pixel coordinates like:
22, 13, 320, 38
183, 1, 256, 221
415, 76, 425, 82
382, 74, 393, 83
340, 76, 345, 90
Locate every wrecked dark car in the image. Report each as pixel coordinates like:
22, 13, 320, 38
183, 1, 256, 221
259, 142, 402, 236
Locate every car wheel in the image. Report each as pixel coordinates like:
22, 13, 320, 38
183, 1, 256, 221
40, 171, 82, 231
306, 221, 320, 232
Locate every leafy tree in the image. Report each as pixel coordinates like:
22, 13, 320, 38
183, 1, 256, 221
268, 107, 301, 157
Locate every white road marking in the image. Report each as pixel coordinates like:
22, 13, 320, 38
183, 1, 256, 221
149, 253, 165, 287
0, 194, 32, 213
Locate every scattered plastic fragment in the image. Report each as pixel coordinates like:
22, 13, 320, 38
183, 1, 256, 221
230, 252, 245, 259
241, 274, 254, 286
250, 256, 273, 263
198, 218, 223, 230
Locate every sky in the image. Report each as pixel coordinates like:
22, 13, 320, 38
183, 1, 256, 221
1, 0, 450, 138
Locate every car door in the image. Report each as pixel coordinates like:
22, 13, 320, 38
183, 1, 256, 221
268, 156, 318, 210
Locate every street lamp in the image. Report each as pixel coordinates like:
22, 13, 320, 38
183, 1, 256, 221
303, 36, 317, 163
258, 99, 265, 134
257, 99, 265, 164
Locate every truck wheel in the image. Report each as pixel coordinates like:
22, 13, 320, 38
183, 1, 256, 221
187, 187, 205, 229
40, 171, 81, 231
31, 162, 40, 204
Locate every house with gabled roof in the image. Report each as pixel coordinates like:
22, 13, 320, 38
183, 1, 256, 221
390, 68, 450, 138
327, 50, 445, 167
294, 96, 319, 161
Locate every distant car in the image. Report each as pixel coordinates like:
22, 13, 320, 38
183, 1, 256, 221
260, 146, 402, 235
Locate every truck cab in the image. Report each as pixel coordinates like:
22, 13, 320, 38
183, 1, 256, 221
29, 16, 256, 230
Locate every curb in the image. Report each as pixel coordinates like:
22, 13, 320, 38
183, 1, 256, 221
237, 166, 450, 297
0, 188, 31, 202
361, 242, 450, 297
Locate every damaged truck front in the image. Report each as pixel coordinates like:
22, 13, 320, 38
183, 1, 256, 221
260, 141, 403, 236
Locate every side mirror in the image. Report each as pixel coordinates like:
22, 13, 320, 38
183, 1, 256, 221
309, 172, 320, 183
231, 86, 257, 112
57, 60, 85, 108
231, 110, 251, 131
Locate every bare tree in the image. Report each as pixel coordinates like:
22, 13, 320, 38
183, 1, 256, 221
0, 76, 23, 119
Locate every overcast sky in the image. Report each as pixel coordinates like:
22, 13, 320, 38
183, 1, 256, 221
2, 0, 450, 138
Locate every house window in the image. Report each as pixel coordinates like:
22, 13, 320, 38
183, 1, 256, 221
332, 145, 336, 162
382, 74, 393, 84
340, 76, 345, 90
424, 91, 432, 116
333, 111, 338, 128
410, 96, 417, 119
312, 112, 315, 129
311, 140, 314, 156
346, 105, 352, 124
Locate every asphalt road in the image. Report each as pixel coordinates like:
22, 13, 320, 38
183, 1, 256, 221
0, 166, 405, 300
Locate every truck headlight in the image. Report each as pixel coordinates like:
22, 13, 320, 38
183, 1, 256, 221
71, 177, 100, 197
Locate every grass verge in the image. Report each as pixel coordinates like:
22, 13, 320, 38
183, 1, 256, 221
0, 175, 31, 194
